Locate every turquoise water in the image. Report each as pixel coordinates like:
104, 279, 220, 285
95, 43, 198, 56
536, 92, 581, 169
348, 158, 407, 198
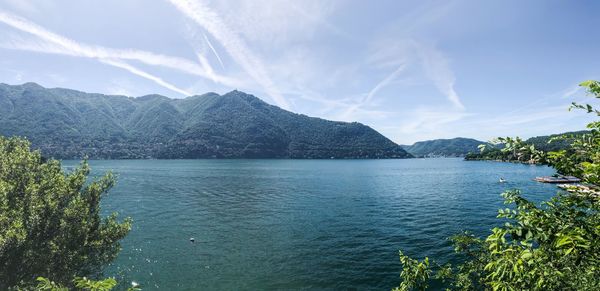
63, 158, 557, 290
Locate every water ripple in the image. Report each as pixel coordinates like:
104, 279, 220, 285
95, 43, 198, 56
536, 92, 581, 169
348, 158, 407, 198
61, 158, 557, 290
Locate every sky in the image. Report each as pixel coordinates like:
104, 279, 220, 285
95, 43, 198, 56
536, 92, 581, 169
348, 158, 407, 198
0, 0, 599, 144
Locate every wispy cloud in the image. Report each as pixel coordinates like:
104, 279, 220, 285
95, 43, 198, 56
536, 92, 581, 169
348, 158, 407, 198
378, 106, 472, 144
495, 82, 588, 118
0, 9, 238, 95
100, 59, 191, 96
349, 38, 468, 142
287, 1, 352, 40
209, 0, 342, 47
478, 94, 596, 128
368, 39, 465, 110
282, 85, 393, 121
167, 0, 291, 109
559, 84, 582, 99
414, 41, 465, 110
400, 107, 471, 134
341, 64, 406, 119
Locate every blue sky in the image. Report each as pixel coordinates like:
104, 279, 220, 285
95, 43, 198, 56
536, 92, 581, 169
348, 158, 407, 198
0, 0, 598, 144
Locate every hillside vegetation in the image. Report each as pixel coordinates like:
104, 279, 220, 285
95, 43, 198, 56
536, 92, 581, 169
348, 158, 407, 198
402, 137, 486, 157
524, 130, 589, 152
465, 131, 589, 162
0, 83, 411, 159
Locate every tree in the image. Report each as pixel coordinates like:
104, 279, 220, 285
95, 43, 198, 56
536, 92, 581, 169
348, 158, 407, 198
395, 80, 600, 290
0, 137, 132, 289
467, 137, 545, 163
34, 276, 141, 291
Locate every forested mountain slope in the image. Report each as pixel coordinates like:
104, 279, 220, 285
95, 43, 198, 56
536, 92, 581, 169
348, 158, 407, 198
402, 137, 486, 157
0, 83, 412, 159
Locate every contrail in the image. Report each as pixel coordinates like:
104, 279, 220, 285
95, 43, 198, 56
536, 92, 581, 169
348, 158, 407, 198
167, 0, 291, 109
203, 33, 225, 70
0, 10, 239, 91
342, 64, 406, 119
100, 59, 191, 96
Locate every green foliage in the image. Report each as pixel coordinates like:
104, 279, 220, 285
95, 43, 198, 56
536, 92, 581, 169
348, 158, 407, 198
393, 251, 431, 291
34, 277, 68, 291
402, 138, 487, 158
546, 81, 600, 184
34, 276, 141, 291
0, 83, 411, 159
525, 130, 589, 152
72, 277, 117, 291
396, 80, 600, 290
0, 136, 132, 289
465, 131, 589, 162
466, 136, 546, 163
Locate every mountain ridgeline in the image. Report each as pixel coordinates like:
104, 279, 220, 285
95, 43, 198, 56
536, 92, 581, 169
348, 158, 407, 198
402, 132, 587, 158
0, 83, 412, 159
464, 130, 591, 161
524, 130, 590, 152
402, 137, 486, 157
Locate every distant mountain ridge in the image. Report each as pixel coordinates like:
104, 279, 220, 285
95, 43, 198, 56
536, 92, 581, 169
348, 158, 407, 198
524, 131, 590, 152
402, 137, 486, 157
403, 132, 588, 158
0, 82, 412, 159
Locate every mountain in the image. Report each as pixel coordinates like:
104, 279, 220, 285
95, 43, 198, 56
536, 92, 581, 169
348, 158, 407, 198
402, 137, 486, 157
465, 131, 592, 161
525, 131, 590, 152
0, 82, 412, 159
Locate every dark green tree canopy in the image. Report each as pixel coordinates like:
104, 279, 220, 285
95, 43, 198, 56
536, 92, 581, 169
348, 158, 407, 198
0, 137, 131, 289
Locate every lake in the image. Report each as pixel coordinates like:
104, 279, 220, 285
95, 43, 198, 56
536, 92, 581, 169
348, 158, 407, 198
62, 158, 557, 290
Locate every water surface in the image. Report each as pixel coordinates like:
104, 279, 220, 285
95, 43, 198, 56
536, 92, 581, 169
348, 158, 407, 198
63, 158, 557, 290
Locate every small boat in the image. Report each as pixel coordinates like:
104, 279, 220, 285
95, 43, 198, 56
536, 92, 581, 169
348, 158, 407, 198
534, 175, 581, 183
499, 178, 506, 183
